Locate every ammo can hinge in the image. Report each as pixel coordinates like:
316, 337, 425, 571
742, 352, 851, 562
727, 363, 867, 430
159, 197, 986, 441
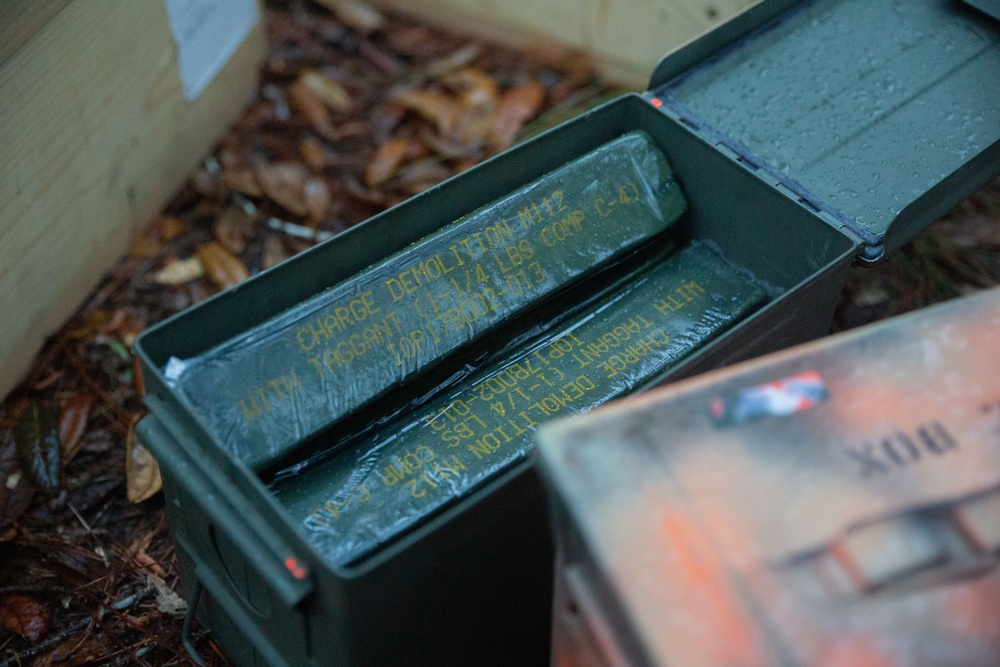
643, 90, 886, 265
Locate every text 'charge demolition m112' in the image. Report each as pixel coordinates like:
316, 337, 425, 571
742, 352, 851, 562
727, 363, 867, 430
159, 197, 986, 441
166, 131, 687, 469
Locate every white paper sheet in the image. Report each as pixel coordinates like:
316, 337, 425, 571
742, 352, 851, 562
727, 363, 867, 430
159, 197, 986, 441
164, 0, 258, 101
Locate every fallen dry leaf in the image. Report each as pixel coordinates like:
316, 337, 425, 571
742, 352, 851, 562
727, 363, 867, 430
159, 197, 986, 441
395, 89, 459, 137
127, 234, 162, 259
935, 215, 1000, 247
424, 43, 481, 79
39, 636, 107, 664
369, 102, 406, 141
97, 310, 138, 348
418, 125, 475, 159
344, 176, 387, 205
133, 548, 167, 578
402, 180, 437, 196
158, 215, 187, 241
300, 137, 328, 171
256, 162, 310, 216
196, 242, 250, 290
313, 0, 384, 32
304, 178, 331, 221
529, 44, 596, 86
126, 420, 162, 503
447, 67, 498, 101
299, 69, 353, 113
443, 68, 499, 146
0, 399, 25, 427
33, 371, 62, 391
453, 157, 480, 173
0, 595, 51, 644
288, 79, 336, 138
148, 573, 187, 617
328, 120, 369, 141
65, 309, 112, 339
0, 438, 34, 534
222, 166, 263, 197
188, 280, 213, 306
397, 158, 451, 194
97, 308, 128, 337
214, 206, 256, 255
93, 307, 143, 347
406, 139, 431, 162
262, 236, 291, 270
59, 393, 96, 463
192, 168, 220, 197
365, 138, 410, 187
492, 81, 546, 150
385, 24, 434, 55
359, 39, 406, 75
455, 100, 495, 146
153, 257, 204, 285
15, 402, 61, 490
264, 82, 292, 121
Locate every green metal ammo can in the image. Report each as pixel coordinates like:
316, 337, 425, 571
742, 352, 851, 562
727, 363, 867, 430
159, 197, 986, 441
537, 285, 1000, 667
134, 0, 1000, 663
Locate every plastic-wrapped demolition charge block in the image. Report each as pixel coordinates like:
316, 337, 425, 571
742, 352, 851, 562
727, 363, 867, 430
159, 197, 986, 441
274, 243, 767, 566
163, 131, 684, 469
537, 286, 1000, 667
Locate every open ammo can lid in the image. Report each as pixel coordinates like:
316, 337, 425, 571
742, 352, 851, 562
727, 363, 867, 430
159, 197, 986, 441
647, 0, 1000, 262
964, 0, 1000, 21
536, 286, 1000, 665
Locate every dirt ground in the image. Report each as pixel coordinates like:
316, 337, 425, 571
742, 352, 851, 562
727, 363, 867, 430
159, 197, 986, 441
1, 1, 999, 664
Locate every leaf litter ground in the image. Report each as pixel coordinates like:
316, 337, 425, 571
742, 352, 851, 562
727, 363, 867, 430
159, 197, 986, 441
1, 0, 999, 663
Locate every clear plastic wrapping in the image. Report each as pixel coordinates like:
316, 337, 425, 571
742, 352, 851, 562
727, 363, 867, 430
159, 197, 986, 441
273, 242, 768, 566
167, 131, 686, 468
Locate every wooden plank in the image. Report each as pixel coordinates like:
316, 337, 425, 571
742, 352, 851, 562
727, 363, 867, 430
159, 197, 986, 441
0, 1, 264, 399
0, 0, 73, 65
373, 0, 758, 84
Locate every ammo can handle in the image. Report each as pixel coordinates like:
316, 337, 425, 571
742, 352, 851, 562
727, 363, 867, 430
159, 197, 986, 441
181, 549, 298, 667
140, 401, 314, 610
181, 580, 209, 667
193, 471, 313, 610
